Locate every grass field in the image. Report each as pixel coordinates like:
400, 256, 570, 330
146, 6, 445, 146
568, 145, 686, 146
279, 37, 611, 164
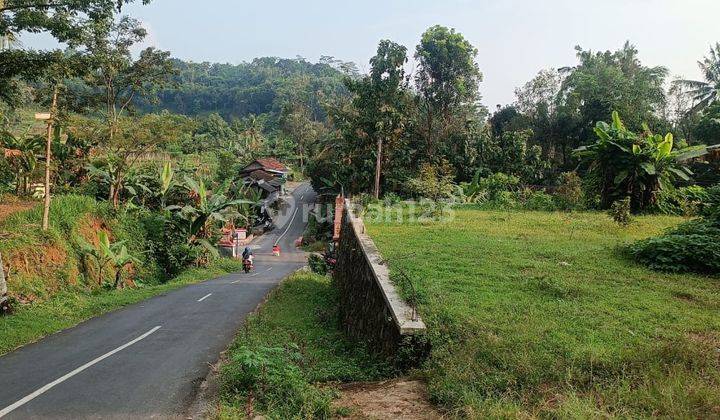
366, 207, 720, 418
219, 271, 392, 419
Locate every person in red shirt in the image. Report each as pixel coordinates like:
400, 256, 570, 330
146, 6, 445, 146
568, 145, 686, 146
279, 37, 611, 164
272, 244, 281, 256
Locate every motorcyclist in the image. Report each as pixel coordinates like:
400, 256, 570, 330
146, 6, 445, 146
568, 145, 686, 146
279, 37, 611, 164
242, 247, 253, 263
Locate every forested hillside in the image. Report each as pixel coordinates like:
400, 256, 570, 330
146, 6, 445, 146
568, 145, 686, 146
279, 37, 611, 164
142, 57, 356, 126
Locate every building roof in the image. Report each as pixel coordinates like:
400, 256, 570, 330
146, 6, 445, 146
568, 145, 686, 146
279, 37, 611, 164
241, 158, 289, 174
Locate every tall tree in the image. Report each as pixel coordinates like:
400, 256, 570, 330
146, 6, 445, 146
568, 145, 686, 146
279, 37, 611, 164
414, 25, 482, 156
80, 16, 174, 141
0, 0, 150, 104
559, 42, 668, 139
368, 40, 408, 198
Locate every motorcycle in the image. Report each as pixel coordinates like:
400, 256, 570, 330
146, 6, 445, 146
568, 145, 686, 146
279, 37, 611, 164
242, 258, 254, 273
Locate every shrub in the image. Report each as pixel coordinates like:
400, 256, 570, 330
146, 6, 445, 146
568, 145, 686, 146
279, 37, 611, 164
479, 173, 520, 201
407, 160, 456, 202
656, 185, 709, 216
382, 192, 401, 206
221, 346, 334, 418
702, 185, 720, 220
627, 218, 720, 273
523, 189, 557, 211
308, 254, 328, 276
493, 190, 519, 209
609, 198, 632, 226
555, 172, 584, 210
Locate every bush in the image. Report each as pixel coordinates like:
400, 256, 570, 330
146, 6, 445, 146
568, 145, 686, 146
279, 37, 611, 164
555, 172, 584, 210
522, 189, 557, 211
479, 173, 520, 201
382, 192, 401, 206
702, 185, 720, 220
627, 218, 720, 273
656, 185, 709, 216
609, 198, 632, 226
221, 346, 335, 419
307, 254, 328, 276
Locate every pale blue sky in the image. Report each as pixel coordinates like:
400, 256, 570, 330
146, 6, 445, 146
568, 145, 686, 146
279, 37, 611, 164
22, 0, 720, 107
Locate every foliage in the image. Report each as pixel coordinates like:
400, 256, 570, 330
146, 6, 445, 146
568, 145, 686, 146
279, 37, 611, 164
0, 129, 43, 194
576, 111, 698, 212
77, 113, 193, 207
521, 189, 557, 211
691, 101, 720, 143
407, 160, 456, 201
656, 185, 708, 216
478, 172, 520, 201
628, 217, 720, 273
0, 0, 149, 104
144, 57, 352, 126
78, 231, 141, 288
367, 209, 720, 417
609, 197, 632, 226
560, 42, 668, 138
554, 171, 584, 210
307, 254, 328, 276
415, 25, 482, 155
674, 42, 720, 113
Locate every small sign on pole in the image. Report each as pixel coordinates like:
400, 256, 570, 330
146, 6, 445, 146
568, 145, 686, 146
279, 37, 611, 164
34, 113, 51, 121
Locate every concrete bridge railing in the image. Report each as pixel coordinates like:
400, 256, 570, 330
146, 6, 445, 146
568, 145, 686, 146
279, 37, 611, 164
333, 199, 427, 365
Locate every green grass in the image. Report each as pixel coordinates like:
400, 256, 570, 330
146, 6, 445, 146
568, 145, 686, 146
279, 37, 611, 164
219, 271, 393, 419
0, 195, 163, 300
0, 258, 243, 356
365, 207, 720, 418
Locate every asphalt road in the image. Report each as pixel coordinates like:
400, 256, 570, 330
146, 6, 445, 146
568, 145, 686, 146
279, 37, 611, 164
0, 183, 316, 419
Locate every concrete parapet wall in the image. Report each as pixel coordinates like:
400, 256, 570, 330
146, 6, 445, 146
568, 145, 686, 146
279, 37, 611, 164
333, 199, 427, 364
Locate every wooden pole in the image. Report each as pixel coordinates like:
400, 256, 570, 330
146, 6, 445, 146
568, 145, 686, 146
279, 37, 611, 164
42, 86, 59, 231
0, 251, 7, 313
373, 137, 383, 200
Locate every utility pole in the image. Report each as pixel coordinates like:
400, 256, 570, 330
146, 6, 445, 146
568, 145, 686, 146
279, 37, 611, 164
39, 86, 59, 231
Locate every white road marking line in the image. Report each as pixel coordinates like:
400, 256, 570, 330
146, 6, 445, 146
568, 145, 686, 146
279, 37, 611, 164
197, 293, 212, 302
251, 273, 258, 277
274, 204, 301, 247
266, 267, 273, 271
230, 280, 240, 284
0, 326, 161, 418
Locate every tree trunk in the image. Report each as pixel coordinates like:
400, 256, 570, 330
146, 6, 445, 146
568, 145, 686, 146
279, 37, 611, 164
42, 86, 59, 231
114, 269, 122, 289
374, 136, 383, 200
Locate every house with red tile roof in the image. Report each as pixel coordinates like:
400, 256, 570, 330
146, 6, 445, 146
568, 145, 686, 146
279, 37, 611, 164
240, 158, 290, 177
240, 158, 289, 199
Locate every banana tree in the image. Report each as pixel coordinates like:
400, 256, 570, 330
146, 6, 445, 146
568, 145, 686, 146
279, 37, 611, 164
79, 231, 140, 288
166, 176, 253, 255
576, 111, 701, 211
1, 131, 44, 195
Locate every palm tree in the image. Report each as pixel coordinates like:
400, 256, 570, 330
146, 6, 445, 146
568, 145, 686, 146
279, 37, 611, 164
675, 43, 720, 113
